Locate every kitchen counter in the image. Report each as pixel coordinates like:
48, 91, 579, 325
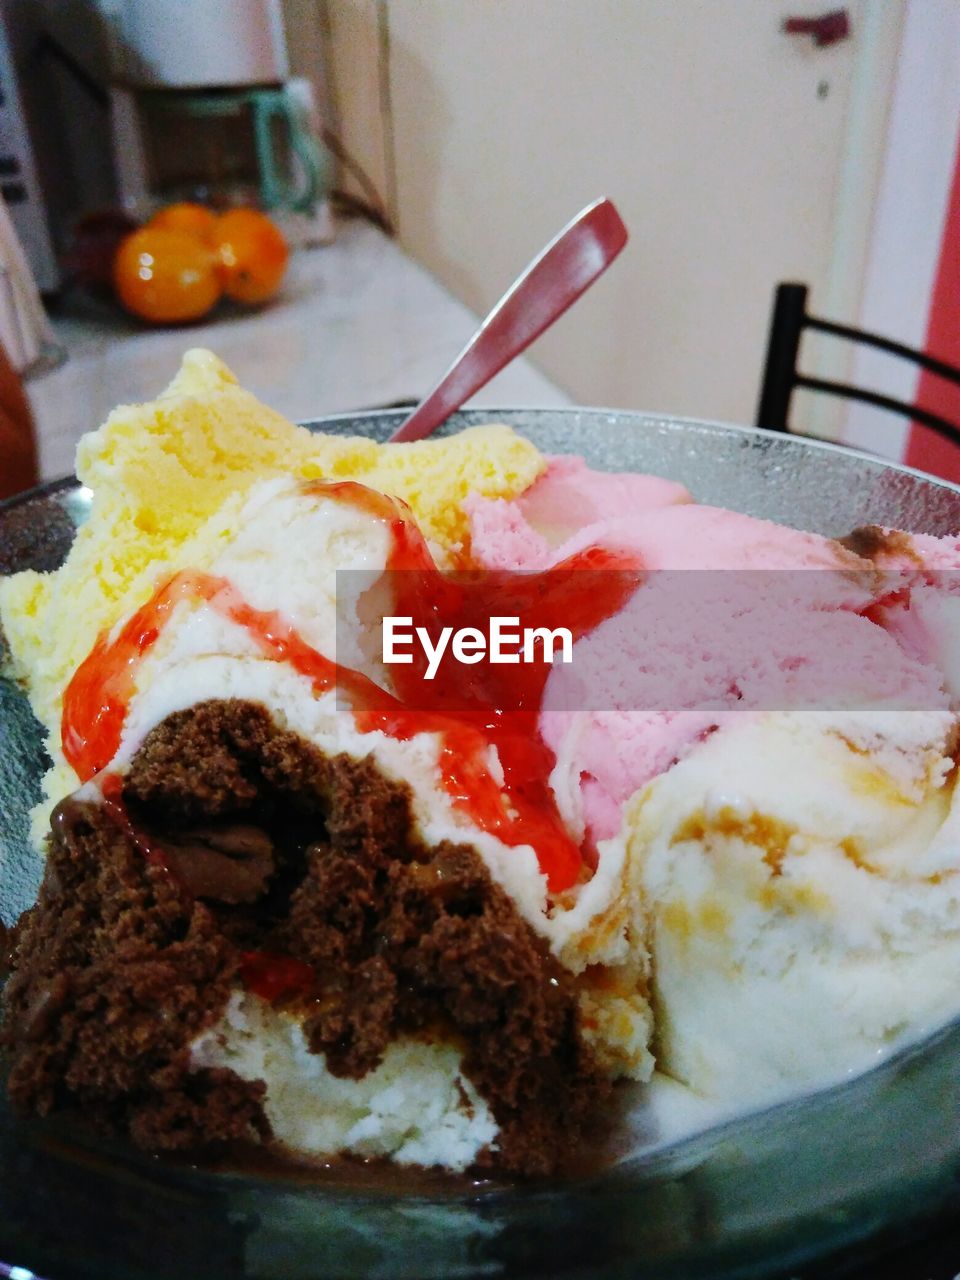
27, 217, 570, 480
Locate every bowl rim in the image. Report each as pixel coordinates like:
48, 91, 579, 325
5, 405, 960, 514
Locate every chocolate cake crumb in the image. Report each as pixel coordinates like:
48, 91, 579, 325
3, 698, 607, 1176
159, 823, 276, 904
839, 524, 922, 564
2, 794, 264, 1148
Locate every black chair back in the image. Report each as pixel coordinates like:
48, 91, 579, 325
755, 282, 960, 445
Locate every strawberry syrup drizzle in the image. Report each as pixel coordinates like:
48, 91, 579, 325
238, 951, 316, 1003
62, 480, 642, 893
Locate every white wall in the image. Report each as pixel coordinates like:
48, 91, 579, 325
325, 0, 903, 428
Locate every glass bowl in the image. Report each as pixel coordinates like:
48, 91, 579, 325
3, 408, 960, 1280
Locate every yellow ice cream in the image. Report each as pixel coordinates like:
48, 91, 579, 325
0, 348, 544, 832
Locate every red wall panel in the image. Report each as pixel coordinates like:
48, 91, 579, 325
905, 125, 960, 481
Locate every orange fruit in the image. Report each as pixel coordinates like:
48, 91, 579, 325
214, 208, 289, 304
113, 227, 221, 324
148, 202, 219, 244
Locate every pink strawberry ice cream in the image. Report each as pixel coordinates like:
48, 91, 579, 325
516, 453, 690, 545
468, 462, 951, 845
466, 456, 856, 571
843, 526, 960, 711
466, 454, 690, 568
540, 572, 947, 844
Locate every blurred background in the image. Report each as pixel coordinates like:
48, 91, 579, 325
1, 0, 959, 493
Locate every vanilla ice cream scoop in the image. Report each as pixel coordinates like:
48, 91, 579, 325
629, 710, 960, 1104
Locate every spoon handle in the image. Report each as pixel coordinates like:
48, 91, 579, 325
388, 197, 628, 444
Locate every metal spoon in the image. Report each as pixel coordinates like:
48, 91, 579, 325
388, 197, 628, 444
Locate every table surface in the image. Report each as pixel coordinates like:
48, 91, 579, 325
26, 217, 570, 481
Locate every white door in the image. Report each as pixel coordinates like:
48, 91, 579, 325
365, 0, 902, 430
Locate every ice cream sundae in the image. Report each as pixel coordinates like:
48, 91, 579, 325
3, 350, 960, 1177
